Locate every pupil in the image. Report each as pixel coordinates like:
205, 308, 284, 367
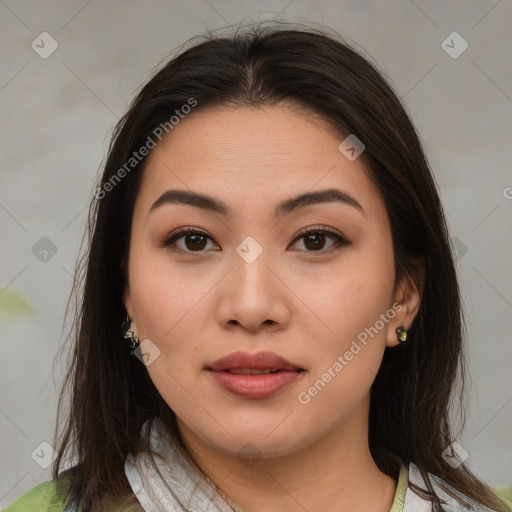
305, 233, 325, 251
186, 234, 207, 251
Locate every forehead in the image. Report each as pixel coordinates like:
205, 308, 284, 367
136, 105, 384, 221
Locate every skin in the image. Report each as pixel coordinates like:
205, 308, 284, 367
124, 104, 422, 512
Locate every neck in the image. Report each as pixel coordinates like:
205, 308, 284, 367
176, 396, 398, 512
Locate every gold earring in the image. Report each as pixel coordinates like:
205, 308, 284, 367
396, 325, 407, 343
122, 314, 140, 351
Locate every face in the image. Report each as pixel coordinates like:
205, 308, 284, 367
124, 104, 420, 460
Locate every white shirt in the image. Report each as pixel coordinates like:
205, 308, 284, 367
124, 418, 501, 512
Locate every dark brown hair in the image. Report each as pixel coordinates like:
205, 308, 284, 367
52, 21, 509, 511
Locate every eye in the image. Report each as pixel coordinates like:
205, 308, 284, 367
159, 227, 219, 253
289, 226, 348, 253
159, 225, 348, 254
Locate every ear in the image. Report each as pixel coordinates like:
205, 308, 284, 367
123, 283, 135, 325
386, 259, 424, 348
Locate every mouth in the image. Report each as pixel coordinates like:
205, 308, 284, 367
206, 351, 305, 399
222, 368, 287, 375
207, 350, 304, 373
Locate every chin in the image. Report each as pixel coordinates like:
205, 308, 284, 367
199, 423, 312, 460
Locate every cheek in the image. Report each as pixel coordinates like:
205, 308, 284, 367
127, 247, 209, 416
291, 244, 395, 402
293, 285, 391, 437
128, 244, 218, 341
293, 246, 395, 348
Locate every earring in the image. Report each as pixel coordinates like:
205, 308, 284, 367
396, 325, 407, 343
122, 314, 140, 352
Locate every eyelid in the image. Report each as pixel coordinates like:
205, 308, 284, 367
292, 224, 346, 242
158, 226, 219, 250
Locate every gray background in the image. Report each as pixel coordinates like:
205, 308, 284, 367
1, 0, 511, 506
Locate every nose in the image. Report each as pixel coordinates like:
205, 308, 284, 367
215, 245, 291, 333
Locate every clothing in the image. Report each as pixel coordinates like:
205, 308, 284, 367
3, 418, 511, 511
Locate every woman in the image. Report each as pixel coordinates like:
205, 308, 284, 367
4, 22, 511, 512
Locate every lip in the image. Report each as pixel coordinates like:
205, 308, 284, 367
208, 350, 302, 372
206, 351, 305, 399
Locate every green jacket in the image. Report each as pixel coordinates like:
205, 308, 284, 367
2, 480, 70, 512
1, 478, 142, 512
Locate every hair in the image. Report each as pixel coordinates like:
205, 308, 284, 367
51, 20, 509, 512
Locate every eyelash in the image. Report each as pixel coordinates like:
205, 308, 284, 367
159, 225, 349, 254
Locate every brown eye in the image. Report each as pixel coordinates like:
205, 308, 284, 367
291, 227, 348, 252
160, 226, 348, 255
160, 228, 219, 253
182, 232, 208, 251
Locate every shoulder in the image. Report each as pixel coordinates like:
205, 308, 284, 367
2, 474, 144, 512
405, 463, 512, 512
1, 480, 69, 512
492, 489, 512, 512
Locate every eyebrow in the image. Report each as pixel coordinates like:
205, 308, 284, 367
148, 188, 365, 218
